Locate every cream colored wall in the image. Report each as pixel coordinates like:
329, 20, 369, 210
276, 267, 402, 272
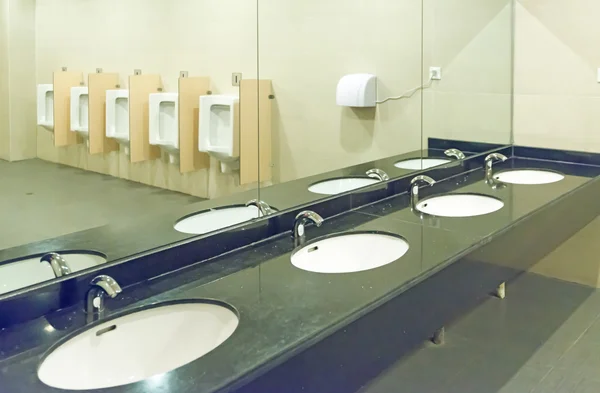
0, 0, 9, 161
0, 0, 37, 162
35, 0, 259, 198
258, 0, 423, 183
7, 0, 36, 161
531, 216, 600, 288
514, 0, 600, 152
422, 0, 513, 146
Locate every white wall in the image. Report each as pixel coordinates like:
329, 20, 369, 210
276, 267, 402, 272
0, 0, 36, 162
0, 0, 9, 161
422, 0, 513, 146
514, 0, 600, 152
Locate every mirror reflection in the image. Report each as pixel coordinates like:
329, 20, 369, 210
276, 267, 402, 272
257, 0, 513, 210
0, 0, 261, 294
0, 0, 514, 297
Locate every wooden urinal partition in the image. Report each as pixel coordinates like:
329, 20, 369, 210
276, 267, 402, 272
53, 70, 84, 147
179, 76, 211, 173
88, 72, 120, 155
129, 74, 163, 163
240, 79, 273, 185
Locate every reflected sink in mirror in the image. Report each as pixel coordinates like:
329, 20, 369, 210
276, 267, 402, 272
291, 232, 409, 273
416, 194, 504, 218
38, 301, 239, 390
308, 177, 381, 195
0, 252, 106, 295
395, 158, 452, 170
494, 169, 564, 185
174, 205, 273, 235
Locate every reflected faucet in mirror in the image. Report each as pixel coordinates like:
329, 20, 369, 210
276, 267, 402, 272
366, 169, 390, 181
484, 153, 508, 183
40, 253, 72, 278
445, 149, 466, 160
245, 199, 275, 216
86, 275, 122, 323
294, 211, 324, 246
410, 175, 436, 210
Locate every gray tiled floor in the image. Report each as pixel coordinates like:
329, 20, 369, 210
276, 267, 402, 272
360, 273, 600, 393
0, 159, 203, 250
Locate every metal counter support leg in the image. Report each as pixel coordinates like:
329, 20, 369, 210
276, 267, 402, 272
432, 326, 445, 345
496, 282, 506, 299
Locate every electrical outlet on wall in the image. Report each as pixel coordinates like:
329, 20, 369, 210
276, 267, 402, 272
429, 67, 442, 80
597, 68, 600, 83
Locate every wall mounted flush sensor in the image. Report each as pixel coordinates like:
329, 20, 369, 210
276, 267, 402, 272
336, 74, 377, 107
429, 67, 442, 80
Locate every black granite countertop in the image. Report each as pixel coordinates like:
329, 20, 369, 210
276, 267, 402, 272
0, 156, 596, 393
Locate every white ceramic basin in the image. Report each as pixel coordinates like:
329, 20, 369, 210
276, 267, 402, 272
495, 169, 564, 185
0, 253, 106, 295
38, 301, 239, 390
394, 158, 451, 170
174, 205, 263, 235
308, 178, 380, 195
417, 194, 504, 218
291, 232, 409, 273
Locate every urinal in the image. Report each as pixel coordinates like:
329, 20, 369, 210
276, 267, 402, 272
106, 89, 130, 154
70, 86, 89, 139
199, 95, 240, 173
149, 92, 179, 164
37, 84, 54, 130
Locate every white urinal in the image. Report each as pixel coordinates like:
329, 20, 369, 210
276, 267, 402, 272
70, 86, 89, 139
199, 95, 240, 173
106, 89, 130, 154
149, 92, 179, 164
37, 84, 54, 131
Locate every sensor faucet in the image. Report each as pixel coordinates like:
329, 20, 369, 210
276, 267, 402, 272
85, 275, 122, 322
410, 175, 436, 210
40, 253, 72, 278
294, 211, 324, 245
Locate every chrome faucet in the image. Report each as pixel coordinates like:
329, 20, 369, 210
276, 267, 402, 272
366, 168, 390, 181
40, 253, 72, 278
484, 153, 508, 182
294, 211, 324, 245
444, 148, 466, 160
246, 199, 275, 216
410, 175, 436, 210
86, 275, 122, 322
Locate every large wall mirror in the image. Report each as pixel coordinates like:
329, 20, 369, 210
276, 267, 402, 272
256, 1, 424, 210
0, 0, 514, 298
0, 0, 262, 296
256, 0, 514, 213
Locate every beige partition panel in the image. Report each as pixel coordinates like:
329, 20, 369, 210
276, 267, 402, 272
179, 76, 211, 173
129, 74, 162, 163
53, 70, 84, 147
240, 79, 273, 185
88, 72, 120, 155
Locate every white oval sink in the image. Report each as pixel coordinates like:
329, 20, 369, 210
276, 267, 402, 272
291, 232, 409, 273
308, 178, 380, 195
175, 205, 262, 235
417, 194, 504, 217
0, 252, 106, 295
495, 169, 564, 185
38, 301, 239, 390
394, 158, 451, 170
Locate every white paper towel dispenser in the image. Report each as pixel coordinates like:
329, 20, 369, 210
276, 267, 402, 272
336, 74, 377, 107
